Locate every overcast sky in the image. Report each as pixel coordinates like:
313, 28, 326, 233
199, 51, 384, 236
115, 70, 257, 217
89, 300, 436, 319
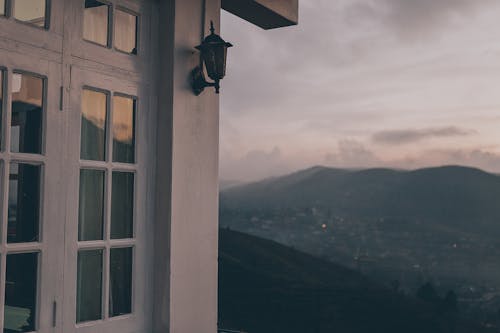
220, 0, 500, 182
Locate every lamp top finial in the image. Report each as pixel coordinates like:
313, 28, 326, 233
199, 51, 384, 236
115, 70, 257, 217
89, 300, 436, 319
210, 21, 215, 35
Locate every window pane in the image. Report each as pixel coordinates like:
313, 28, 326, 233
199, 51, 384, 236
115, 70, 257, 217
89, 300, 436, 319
4, 253, 38, 333
111, 172, 134, 239
112, 96, 135, 163
83, 0, 109, 47
77, 250, 103, 323
81, 89, 107, 161
109, 247, 133, 317
12, 0, 46, 27
8, 163, 41, 243
78, 169, 105, 241
11, 73, 44, 154
115, 9, 137, 54
0, 0, 5, 16
0, 71, 3, 148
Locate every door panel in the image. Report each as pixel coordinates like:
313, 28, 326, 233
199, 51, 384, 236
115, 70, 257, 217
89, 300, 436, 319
0, 49, 64, 333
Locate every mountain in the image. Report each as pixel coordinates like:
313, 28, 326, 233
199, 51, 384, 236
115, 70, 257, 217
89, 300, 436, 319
219, 166, 500, 323
219, 229, 487, 333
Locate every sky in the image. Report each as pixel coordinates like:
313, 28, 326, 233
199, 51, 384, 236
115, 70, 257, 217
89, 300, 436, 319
220, 0, 500, 182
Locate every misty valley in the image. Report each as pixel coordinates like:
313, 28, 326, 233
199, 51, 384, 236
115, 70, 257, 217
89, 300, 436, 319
219, 165, 500, 332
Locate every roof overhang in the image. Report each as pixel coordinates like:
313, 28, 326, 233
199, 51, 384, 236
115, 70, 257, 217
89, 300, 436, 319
222, 0, 298, 30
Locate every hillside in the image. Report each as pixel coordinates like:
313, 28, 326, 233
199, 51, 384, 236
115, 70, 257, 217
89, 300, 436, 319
219, 166, 500, 325
219, 229, 487, 333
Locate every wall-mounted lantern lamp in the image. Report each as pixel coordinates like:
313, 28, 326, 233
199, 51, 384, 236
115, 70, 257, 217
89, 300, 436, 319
191, 21, 233, 95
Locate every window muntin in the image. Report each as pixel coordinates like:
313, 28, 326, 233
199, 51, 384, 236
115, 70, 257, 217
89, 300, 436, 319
4, 252, 39, 332
11, 72, 44, 154
114, 8, 137, 54
83, 0, 110, 47
12, 0, 47, 28
112, 95, 135, 163
81, 88, 107, 161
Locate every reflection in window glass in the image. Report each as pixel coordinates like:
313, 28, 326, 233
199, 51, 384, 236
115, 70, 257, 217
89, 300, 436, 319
79, 169, 105, 241
0, 71, 2, 148
81, 89, 107, 161
110, 247, 133, 317
84, 0, 109, 47
77, 250, 103, 323
4, 253, 38, 333
0, 0, 5, 16
115, 9, 137, 54
12, 0, 46, 27
11, 73, 44, 154
8, 163, 41, 243
113, 96, 135, 163
111, 172, 134, 239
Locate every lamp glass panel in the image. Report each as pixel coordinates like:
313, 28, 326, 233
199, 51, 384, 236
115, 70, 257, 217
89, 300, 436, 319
83, 0, 109, 46
12, 0, 46, 27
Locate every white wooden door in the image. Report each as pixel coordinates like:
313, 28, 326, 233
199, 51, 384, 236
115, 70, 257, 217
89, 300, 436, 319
60, 1, 154, 332
0, 44, 65, 333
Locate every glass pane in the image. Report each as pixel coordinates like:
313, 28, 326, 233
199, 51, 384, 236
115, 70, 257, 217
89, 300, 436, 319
111, 172, 134, 239
4, 253, 38, 333
78, 169, 105, 241
77, 250, 103, 323
11, 73, 44, 154
83, 0, 109, 47
8, 163, 41, 244
109, 247, 133, 317
12, 0, 46, 27
115, 9, 137, 54
112, 96, 135, 163
0, 0, 5, 16
81, 89, 107, 161
0, 71, 2, 148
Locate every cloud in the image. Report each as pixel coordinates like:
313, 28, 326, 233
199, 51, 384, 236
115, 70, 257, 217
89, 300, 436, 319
372, 127, 476, 145
325, 140, 380, 168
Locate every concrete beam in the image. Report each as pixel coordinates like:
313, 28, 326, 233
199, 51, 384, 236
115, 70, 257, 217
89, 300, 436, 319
222, 0, 298, 29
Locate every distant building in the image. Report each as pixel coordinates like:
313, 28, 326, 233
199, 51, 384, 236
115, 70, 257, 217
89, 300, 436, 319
0, 1, 298, 332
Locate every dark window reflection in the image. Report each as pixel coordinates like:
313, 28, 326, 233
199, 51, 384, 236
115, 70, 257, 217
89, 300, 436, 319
112, 96, 135, 163
109, 247, 133, 317
8, 163, 41, 243
83, 0, 109, 47
81, 89, 107, 161
4, 252, 38, 333
0, 71, 3, 148
11, 73, 44, 154
111, 172, 134, 239
77, 250, 103, 323
115, 9, 137, 54
12, 0, 46, 28
78, 169, 105, 241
